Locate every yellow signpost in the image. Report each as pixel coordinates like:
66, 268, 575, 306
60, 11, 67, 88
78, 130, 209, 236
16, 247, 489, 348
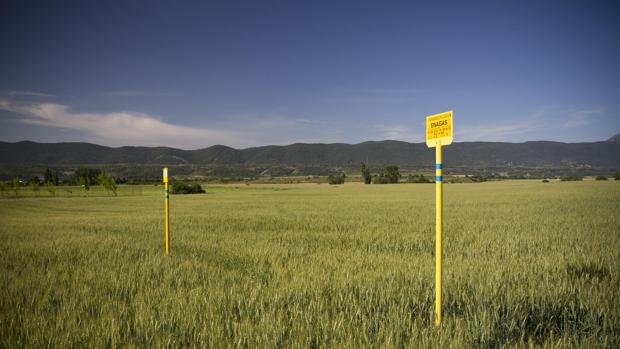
163, 167, 170, 256
426, 110, 453, 326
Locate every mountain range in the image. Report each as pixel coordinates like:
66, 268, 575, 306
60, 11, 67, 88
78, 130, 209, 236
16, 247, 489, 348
1, 137, 619, 169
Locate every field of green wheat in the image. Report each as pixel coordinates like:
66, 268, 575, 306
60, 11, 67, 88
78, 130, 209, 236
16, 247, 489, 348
0, 181, 618, 348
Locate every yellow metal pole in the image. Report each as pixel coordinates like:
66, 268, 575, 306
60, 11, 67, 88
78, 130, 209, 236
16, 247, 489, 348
435, 141, 443, 326
164, 168, 170, 256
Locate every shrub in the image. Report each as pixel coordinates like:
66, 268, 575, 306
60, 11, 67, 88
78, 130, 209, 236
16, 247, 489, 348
560, 176, 582, 181
372, 175, 390, 184
75, 167, 101, 186
29, 180, 40, 194
12, 177, 20, 196
407, 174, 431, 183
45, 182, 56, 197
171, 182, 205, 194
542, 179, 549, 183
384, 165, 401, 183
595, 175, 608, 181
328, 173, 346, 185
97, 173, 118, 196
360, 162, 371, 184
615, 172, 620, 181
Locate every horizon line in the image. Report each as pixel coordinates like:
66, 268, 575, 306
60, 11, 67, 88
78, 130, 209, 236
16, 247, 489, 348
1, 137, 617, 151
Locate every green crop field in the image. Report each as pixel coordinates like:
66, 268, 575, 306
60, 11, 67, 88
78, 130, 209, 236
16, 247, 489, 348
1, 181, 618, 348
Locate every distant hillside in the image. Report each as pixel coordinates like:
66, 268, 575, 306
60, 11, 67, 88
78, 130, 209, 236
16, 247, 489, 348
608, 133, 620, 142
1, 140, 619, 168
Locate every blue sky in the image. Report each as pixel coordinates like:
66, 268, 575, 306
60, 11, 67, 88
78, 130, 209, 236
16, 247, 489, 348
1, 0, 618, 149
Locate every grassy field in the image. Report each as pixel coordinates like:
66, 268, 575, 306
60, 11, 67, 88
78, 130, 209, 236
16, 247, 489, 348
0, 181, 618, 348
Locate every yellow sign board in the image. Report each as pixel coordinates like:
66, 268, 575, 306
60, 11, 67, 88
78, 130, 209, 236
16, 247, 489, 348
426, 111, 453, 148
163, 167, 169, 183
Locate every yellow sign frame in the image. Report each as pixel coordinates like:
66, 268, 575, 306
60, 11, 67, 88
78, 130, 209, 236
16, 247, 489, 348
426, 111, 453, 148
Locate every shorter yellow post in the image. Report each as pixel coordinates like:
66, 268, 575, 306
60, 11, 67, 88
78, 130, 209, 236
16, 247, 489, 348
163, 167, 170, 256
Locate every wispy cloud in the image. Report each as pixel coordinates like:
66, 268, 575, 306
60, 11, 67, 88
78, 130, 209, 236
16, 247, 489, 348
457, 122, 538, 141
212, 114, 343, 145
0, 99, 351, 148
457, 106, 606, 142
6, 90, 55, 98
0, 99, 251, 149
560, 108, 604, 128
374, 124, 423, 142
103, 91, 148, 97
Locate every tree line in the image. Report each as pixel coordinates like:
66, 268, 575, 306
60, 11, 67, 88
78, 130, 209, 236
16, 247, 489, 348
328, 163, 432, 185
0, 167, 119, 196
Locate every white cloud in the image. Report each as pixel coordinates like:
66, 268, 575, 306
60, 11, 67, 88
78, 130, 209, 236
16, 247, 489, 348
0, 99, 252, 149
374, 124, 423, 142
561, 108, 604, 129
457, 106, 606, 142
213, 114, 343, 145
6, 90, 55, 98
457, 122, 538, 141
0, 99, 351, 148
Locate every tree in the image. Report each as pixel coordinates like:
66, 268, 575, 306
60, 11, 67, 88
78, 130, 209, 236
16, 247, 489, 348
97, 173, 118, 196
29, 176, 41, 185
384, 165, 401, 183
78, 176, 90, 192
328, 173, 346, 185
12, 176, 20, 196
44, 168, 54, 184
407, 174, 431, 183
107, 177, 118, 196
560, 176, 582, 181
595, 175, 608, 181
46, 181, 56, 197
360, 162, 371, 184
171, 181, 205, 194
615, 172, 620, 181
29, 180, 40, 195
53, 171, 60, 185
0, 181, 7, 196
372, 175, 389, 184
75, 167, 101, 187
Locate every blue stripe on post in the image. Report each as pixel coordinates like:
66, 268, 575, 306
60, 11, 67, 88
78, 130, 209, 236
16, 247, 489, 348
436, 164, 443, 169
436, 176, 443, 182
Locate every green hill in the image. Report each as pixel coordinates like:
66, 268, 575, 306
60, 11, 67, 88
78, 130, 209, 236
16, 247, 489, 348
1, 139, 619, 168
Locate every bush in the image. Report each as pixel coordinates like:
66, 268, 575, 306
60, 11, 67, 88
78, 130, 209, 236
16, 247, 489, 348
595, 175, 608, 181
74, 167, 102, 186
171, 182, 205, 194
542, 179, 549, 183
383, 165, 401, 183
328, 173, 346, 185
615, 172, 620, 181
372, 165, 401, 184
360, 162, 371, 184
407, 174, 431, 183
12, 177, 20, 196
45, 182, 56, 197
560, 176, 582, 181
97, 173, 118, 196
372, 175, 390, 184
